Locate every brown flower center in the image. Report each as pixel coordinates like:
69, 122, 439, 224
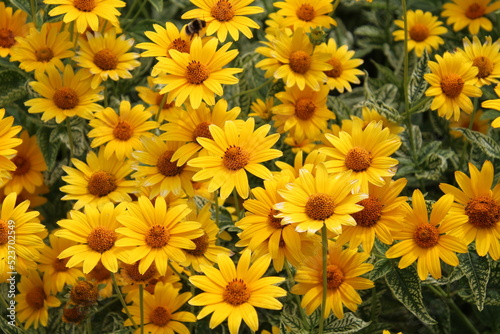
53, 258, 70, 272
87, 171, 117, 197
0, 29, 16, 48
409, 23, 430, 42
150, 306, 171, 326
157, 150, 185, 176
326, 264, 344, 289
296, 4, 315, 22
94, 49, 118, 71
192, 121, 213, 141
73, 0, 96, 12
26, 287, 46, 310
465, 195, 500, 229
87, 226, 117, 253
268, 208, 284, 229
144, 278, 159, 294
305, 193, 336, 221
184, 233, 209, 256
168, 38, 190, 55
112, 121, 133, 141
146, 225, 170, 248
186, 60, 210, 84
35, 47, 54, 62
223, 145, 249, 170
63, 304, 87, 323
88, 261, 110, 281
12, 155, 31, 176
53, 87, 79, 110
295, 98, 316, 120
211, 0, 235, 22
441, 74, 464, 98
122, 261, 158, 283
473, 56, 494, 78
70, 281, 98, 306
345, 146, 371, 172
465, 3, 485, 19
324, 57, 343, 78
0, 219, 7, 245
289, 50, 311, 74
352, 197, 383, 227
223, 278, 250, 305
413, 224, 439, 248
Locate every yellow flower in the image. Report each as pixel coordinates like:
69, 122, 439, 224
424, 52, 482, 121
359, 107, 405, 137
393, 10, 447, 57
255, 31, 290, 79
136, 76, 183, 123
439, 160, 500, 260
275, 149, 327, 179
153, 37, 242, 109
458, 36, 500, 87
274, 0, 337, 32
249, 97, 275, 120
88, 101, 158, 160
26, 64, 104, 123
292, 244, 374, 319
442, 0, 500, 35
449, 109, 489, 137
189, 118, 282, 200
481, 84, 500, 127
0, 2, 32, 57
189, 250, 287, 334
136, 22, 191, 58
181, 0, 264, 42
0, 108, 22, 187
85, 261, 113, 299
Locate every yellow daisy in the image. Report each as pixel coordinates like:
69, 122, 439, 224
481, 83, 500, 127
424, 52, 482, 121
442, 0, 500, 35
136, 76, 183, 123
160, 99, 241, 166
359, 107, 405, 137
0, 2, 32, 57
60, 147, 137, 210
0, 108, 22, 187
188, 118, 282, 200
16, 270, 61, 330
292, 244, 374, 319
153, 37, 242, 109
189, 250, 287, 334
458, 36, 500, 87
274, 0, 337, 32
275, 149, 327, 179
265, 12, 293, 36
275, 164, 366, 235
45, 0, 125, 33
9, 23, 74, 76
249, 97, 275, 120
321, 120, 401, 193
386, 190, 468, 280
136, 21, 191, 58
255, 31, 289, 79
0, 185, 49, 209
393, 10, 447, 57
284, 134, 317, 154
26, 64, 104, 123
449, 109, 489, 137
439, 160, 500, 260
74, 28, 141, 89
88, 101, 158, 160
181, 0, 264, 42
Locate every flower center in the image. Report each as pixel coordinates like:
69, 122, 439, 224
0, 29, 16, 48
352, 197, 383, 227
324, 57, 343, 78
113, 120, 134, 141
413, 224, 439, 248
144, 278, 159, 294
53, 87, 80, 110
94, 49, 118, 71
122, 261, 158, 283
295, 98, 316, 120
26, 287, 46, 310
409, 23, 430, 42
465, 3, 485, 19
223, 145, 250, 170
87, 171, 117, 197
87, 226, 117, 253
465, 195, 500, 229
53, 258, 70, 272
268, 208, 284, 229
289, 50, 311, 74
0, 220, 7, 245
12, 155, 31, 176
157, 150, 185, 176
70, 281, 98, 306
211, 0, 235, 22
186, 60, 210, 84
35, 47, 54, 62
88, 261, 110, 281
150, 306, 171, 327
145, 225, 170, 248
344, 146, 371, 172
168, 38, 190, 55
192, 121, 213, 141
305, 193, 336, 221
63, 305, 87, 323
326, 264, 344, 289
184, 233, 209, 256
441, 74, 464, 98
473, 56, 494, 78
73, 0, 96, 12
223, 278, 250, 305
296, 4, 315, 22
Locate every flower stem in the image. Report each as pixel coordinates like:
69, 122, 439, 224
110, 272, 138, 329
318, 224, 328, 334
232, 188, 242, 220
214, 189, 220, 227
86, 315, 92, 334
285, 260, 308, 325
227, 77, 274, 102
66, 118, 75, 162
156, 94, 168, 123
139, 284, 144, 334
459, 98, 478, 170
29, 0, 37, 28
168, 262, 191, 283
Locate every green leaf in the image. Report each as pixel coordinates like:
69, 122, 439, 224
280, 305, 308, 334
370, 258, 392, 281
361, 100, 404, 123
0, 315, 24, 334
36, 126, 60, 171
417, 141, 442, 164
8, 0, 31, 16
372, 62, 400, 87
452, 128, 500, 159
323, 313, 370, 334
147, 0, 163, 13
408, 49, 430, 103
328, 96, 352, 121
0, 70, 27, 107
458, 251, 491, 311
385, 264, 437, 325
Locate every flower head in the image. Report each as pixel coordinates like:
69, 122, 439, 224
458, 36, 500, 87
0, 2, 32, 57
274, 0, 337, 32
442, 0, 500, 35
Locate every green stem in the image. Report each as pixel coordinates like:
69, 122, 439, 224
123, 0, 149, 31
285, 260, 308, 324
139, 284, 144, 334
232, 189, 241, 220
110, 272, 138, 329
104, 81, 109, 108
86, 315, 92, 334
168, 262, 191, 283
156, 93, 168, 123
318, 225, 328, 334
459, 98, 478, 170
96, 297, 119, 313
214, 190, 220, 227
66, 118, 75, 162
408, 96, 432, 114
227, 78, 274, 102
29, 0, 37, 29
